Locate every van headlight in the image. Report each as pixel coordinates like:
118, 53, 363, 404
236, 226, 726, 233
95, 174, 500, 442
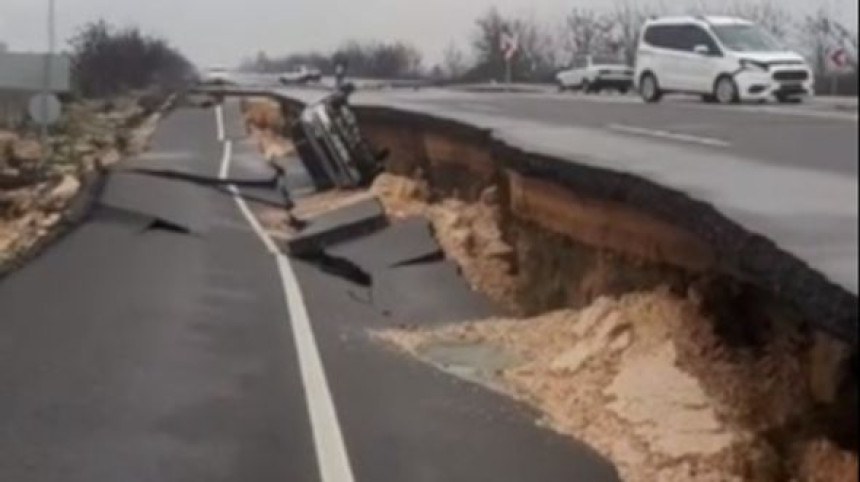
740, 59, 769, 73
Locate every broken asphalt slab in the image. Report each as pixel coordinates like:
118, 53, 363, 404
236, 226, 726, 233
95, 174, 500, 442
284, 197, 387, 256
280, 196, 493, 326
99, 171, 210, 235
373, 260, 497, 326
326, 217, 441, 273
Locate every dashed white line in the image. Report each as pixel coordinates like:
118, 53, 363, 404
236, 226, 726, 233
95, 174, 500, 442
215, 104, 226, 141
607, 123, 731, 148
215, 107, 355, 482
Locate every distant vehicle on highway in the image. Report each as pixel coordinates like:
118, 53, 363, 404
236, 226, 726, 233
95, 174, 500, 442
635, 16, 814, 104
279, 66, 323, 85
199, 68, 234, 86
556, 55, 634, 94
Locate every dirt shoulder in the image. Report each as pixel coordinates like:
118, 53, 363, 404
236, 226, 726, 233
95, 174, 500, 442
1, 96, 165, 270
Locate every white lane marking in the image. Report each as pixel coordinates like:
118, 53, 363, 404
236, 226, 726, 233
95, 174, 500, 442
215, 104, 226, 141
215, 109, 355, 482
275, 254, 356, 482
607, 123, 731, 148
218, 141, 279, 254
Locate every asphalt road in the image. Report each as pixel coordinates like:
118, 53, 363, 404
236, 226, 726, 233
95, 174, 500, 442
279, 87, 858, 294
0, 100, 619, 481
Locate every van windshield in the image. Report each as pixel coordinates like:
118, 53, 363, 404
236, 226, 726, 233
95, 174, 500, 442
711, 24, 783, 52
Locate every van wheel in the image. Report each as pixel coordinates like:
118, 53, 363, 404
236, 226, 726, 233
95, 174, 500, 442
714, 76, 740, 104
640, 73, 662, 103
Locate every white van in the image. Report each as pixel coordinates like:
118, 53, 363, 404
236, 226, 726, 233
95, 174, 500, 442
635, 16, 814, 104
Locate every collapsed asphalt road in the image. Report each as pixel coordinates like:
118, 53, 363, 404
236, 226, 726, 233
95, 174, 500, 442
275, 87, 858, 298
0, 100, 619, 481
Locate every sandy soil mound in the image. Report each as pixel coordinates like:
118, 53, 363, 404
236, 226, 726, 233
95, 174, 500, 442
380, 289, 857, 482
242, 97, 294, 162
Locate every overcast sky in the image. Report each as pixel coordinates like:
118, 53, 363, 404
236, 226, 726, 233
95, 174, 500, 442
1, 0, 857, 67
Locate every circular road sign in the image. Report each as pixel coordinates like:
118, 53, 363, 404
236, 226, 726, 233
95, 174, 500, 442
27, 93, 63, 125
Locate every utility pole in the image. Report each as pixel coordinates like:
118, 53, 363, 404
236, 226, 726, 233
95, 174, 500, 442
40, 0, 56, 143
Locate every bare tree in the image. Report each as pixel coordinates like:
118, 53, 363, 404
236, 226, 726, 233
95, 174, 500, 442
442, 42, 469, 79
510, 13, 559, 81
685, 0, 792, 40
468, 7, 511, 81
607, 0, 654, 65
561, 8, 613, 63
69, 20, 194, 97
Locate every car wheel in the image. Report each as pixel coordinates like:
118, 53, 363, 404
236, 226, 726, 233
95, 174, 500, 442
639, 73, 662, 103
618, 87, 630, 95
714, 76, 740, 104
581, 80, 592, 94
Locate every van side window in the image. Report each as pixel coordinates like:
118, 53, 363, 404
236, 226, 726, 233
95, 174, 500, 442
643, 26, 668, 48
644, 25, 692, 51
683, 25, 721, 54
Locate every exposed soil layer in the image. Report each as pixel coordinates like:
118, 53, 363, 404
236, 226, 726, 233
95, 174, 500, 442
380, 291, 858, 482
372, 172, 857, 481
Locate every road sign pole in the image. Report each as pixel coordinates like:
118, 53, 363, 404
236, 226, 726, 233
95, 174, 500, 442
506, 58, 512, 88
40, 0, 56, 160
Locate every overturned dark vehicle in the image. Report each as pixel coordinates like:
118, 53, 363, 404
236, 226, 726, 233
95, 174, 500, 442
291, 84, 388, 191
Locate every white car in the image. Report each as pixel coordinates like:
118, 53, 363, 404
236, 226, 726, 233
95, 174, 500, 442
199, 68, 234, 86
279, 66, 323, 85
635, 16, 814, 104
557, 55, 634, 94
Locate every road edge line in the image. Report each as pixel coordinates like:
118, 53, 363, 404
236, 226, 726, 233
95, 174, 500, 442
215, 108, 356, 482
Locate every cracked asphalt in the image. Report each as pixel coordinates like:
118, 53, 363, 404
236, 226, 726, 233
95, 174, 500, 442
0, 99, 619, 482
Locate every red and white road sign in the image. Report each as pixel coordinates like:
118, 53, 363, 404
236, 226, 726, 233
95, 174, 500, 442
500, 33, 519, 61
829, 47, 850, 70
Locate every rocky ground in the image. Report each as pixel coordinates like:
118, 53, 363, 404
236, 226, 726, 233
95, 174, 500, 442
0, 96, 164, 268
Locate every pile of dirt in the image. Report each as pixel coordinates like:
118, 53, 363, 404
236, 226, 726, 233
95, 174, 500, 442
371, 173, 518, 310
380, 289, 857, 482
1, 96, 162, 267
242, 97, 293, 162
